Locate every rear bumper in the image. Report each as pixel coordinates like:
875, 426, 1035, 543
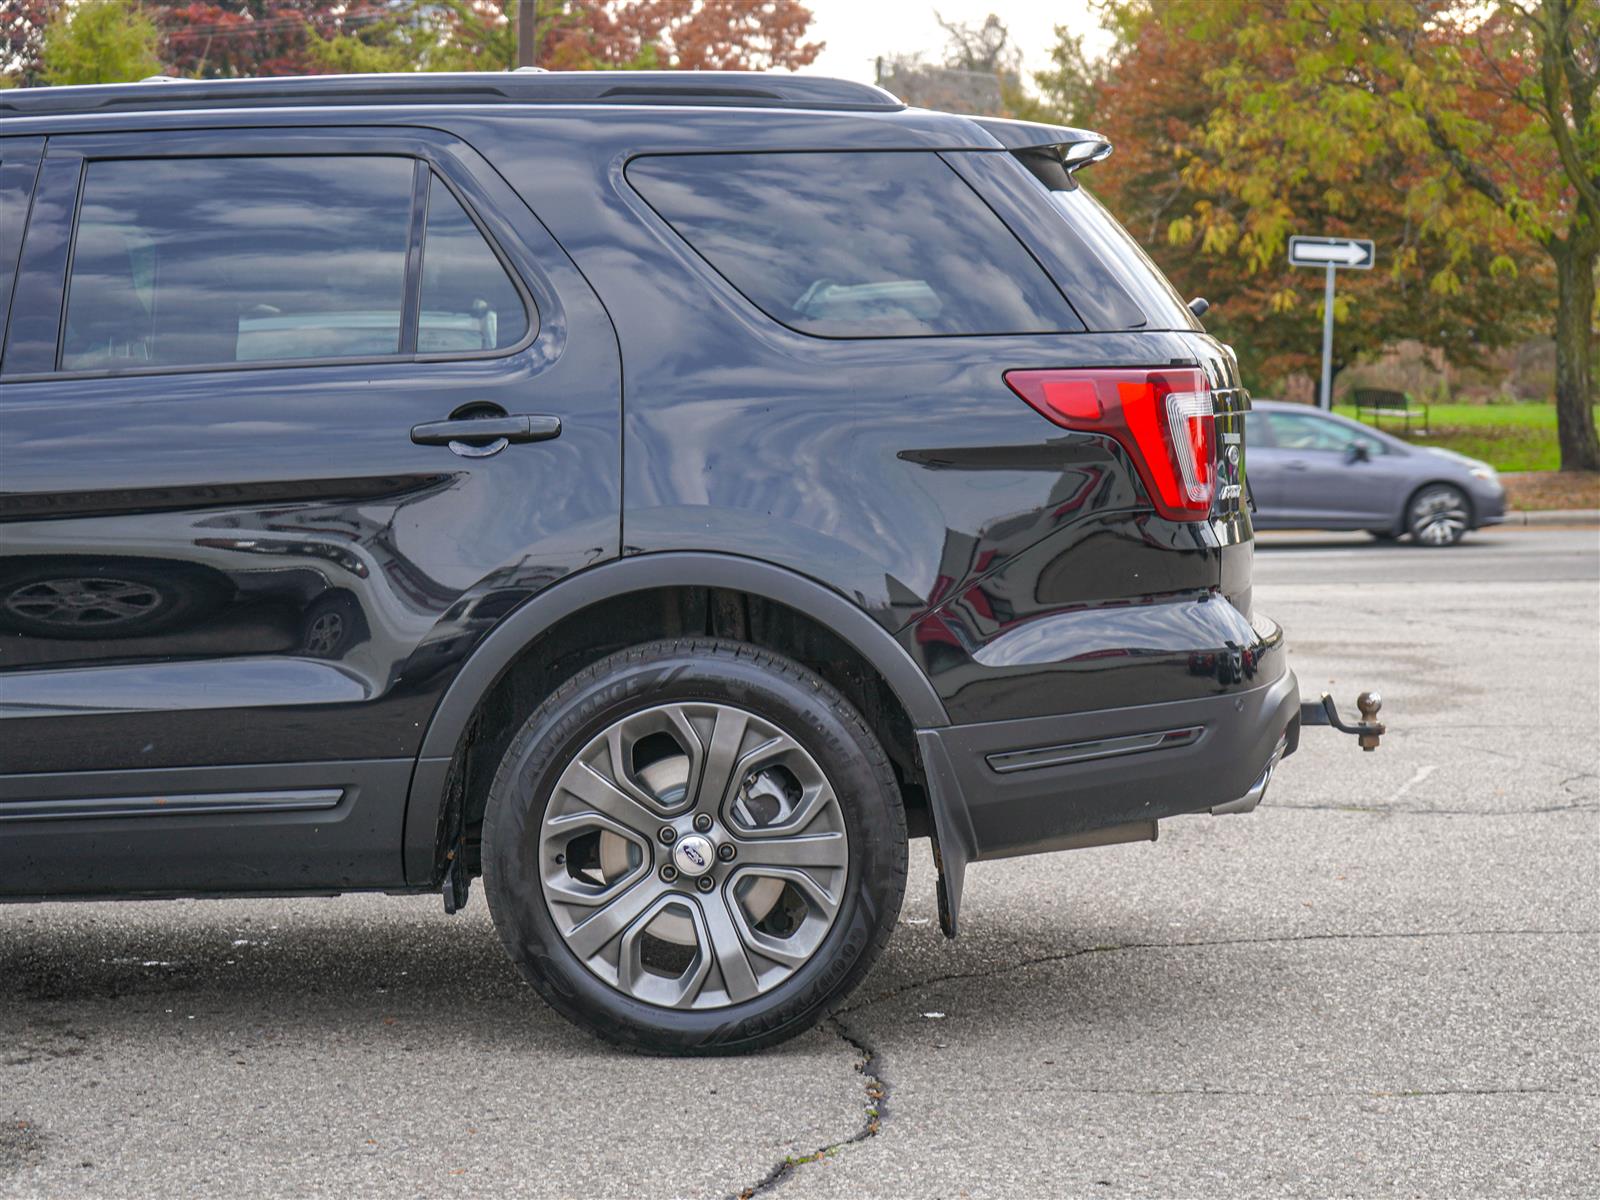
916, 623, 1301, 937
919, 663, 1301, 864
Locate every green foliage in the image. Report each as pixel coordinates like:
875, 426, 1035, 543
1334, 403, 1600, 471
41, 0, 162, 85
307, 0, 789, 75
308, 0, 513, 73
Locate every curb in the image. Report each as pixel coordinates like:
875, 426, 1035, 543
1503, 509, 1600, 527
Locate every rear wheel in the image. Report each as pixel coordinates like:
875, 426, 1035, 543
1406, 484, 1471, 547
481, 638, 906, 1054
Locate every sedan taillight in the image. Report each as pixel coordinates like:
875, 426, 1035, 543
1004, 367, 1216, 521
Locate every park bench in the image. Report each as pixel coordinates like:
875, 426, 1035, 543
1352, 387, 1429, 434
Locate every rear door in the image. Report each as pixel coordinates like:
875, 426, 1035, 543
0, 125, 621, 896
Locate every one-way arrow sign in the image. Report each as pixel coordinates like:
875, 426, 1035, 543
1289, 235, 1375, 270
1291, 235, 1377, 410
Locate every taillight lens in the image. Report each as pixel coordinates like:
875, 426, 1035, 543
1004, 367, 1216, 520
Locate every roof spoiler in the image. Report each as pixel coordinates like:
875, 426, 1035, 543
969, 116, 1113, 189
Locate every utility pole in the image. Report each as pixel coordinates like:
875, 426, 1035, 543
517, 0, 536, 68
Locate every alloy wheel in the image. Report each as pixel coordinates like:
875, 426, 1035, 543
537, 701, 849, 1010
1409, 486, 1469, 546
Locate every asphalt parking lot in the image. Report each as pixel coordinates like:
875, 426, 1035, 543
3, 526, 1596, 1199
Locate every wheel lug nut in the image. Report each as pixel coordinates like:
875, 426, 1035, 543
660, 865, 678, 883
717, 843, 735, 861
658, 827, 677, 844
693, 814, 712, 833
695, 875, 715, 893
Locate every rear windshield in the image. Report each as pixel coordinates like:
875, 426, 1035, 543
627, 151, 1082, 338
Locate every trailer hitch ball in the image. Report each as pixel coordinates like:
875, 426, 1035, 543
1299, 691, 1386, 750
1356, 692, 1382, 752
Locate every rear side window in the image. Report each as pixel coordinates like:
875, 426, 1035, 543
628, 151, 1080, 338
64, 156, 413, 371
60, 156, 527, 373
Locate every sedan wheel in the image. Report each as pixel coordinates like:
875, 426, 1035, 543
1406, 484, 1471, 547
482, 638, 906, 1054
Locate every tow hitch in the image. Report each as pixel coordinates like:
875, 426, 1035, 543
1300, 691, 1385, 751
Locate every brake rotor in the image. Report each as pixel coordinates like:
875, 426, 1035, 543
597, 754, 784, 946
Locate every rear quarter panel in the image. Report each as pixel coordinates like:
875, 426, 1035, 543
471, 113, 1274, 724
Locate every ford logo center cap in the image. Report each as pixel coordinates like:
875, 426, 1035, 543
672, 834, 715, 877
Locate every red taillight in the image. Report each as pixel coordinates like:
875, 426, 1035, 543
1004, 367, 1216, 520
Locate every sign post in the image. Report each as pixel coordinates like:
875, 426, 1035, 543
1289, 236, 1375, 410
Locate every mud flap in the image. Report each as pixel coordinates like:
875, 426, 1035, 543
916, 729, 980, 938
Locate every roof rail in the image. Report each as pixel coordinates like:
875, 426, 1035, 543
0, 71, 905, 119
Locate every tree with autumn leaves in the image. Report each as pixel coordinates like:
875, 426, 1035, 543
1081, 6, 1546, 391
1084, 0, 1598, 471
304, 0, 820, 73
3, 1, 821, 84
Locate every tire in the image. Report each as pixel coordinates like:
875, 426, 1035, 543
1405, 484, 1471, 547
481, 638, 907, 1055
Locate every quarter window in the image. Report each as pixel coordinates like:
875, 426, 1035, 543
418, 174, 528, 353
628, 151, 1080, 337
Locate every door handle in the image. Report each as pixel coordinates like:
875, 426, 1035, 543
1285, 459, 1309, 471
410, 414, 561, 458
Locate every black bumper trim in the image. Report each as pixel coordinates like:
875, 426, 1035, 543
986, 725, 1203, 774
918, 667, 1301, 935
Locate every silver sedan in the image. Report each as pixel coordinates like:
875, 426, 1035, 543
1244, 400, 1507, 546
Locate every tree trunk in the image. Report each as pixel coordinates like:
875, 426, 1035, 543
1552, 236, 1600, 472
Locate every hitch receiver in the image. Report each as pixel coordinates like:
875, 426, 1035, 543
1300, 691, 1385, 751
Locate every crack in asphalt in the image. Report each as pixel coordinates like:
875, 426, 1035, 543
834, 927, 1596, 1017
731, 1016, 887, 1199
727, 926, 1592, 1197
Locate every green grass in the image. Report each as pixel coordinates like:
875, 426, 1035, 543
1332, 402, 1600, 472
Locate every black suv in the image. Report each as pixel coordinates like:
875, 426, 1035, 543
0, 72, 1301, 1053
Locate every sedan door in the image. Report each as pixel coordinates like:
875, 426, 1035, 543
0, 126, 621, 896
1253, 410, 1408, 528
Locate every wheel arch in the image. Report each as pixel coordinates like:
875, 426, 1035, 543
402, 552, 949, 887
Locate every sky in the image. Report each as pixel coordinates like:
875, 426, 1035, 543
797, 0, 1111, 87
